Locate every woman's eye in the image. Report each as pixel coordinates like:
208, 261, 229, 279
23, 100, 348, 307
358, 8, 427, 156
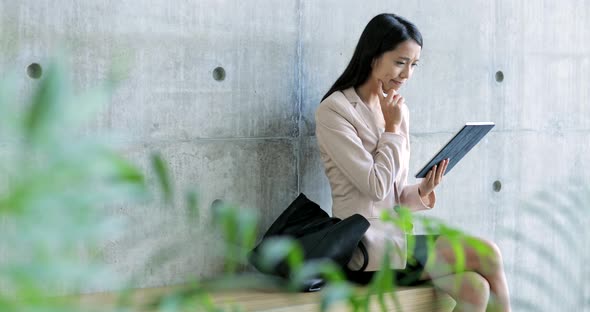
396, 61, 418, 67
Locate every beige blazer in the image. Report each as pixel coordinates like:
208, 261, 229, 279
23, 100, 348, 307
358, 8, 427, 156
315, 87, 436, 271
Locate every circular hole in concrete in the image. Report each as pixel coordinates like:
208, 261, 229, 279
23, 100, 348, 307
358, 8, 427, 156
213, 67, 226, 81
211, 199, 224, 210
495, 71, 504, 83
26, 63, 43, 79
493, 180, 502, 192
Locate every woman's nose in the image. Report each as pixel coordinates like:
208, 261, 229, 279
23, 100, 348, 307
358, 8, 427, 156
400, 66, 411, 79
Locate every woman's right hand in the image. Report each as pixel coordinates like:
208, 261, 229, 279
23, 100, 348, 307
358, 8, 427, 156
378, 80, 404, 133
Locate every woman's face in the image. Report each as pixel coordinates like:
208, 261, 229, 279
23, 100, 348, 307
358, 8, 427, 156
370, 39, 421, 92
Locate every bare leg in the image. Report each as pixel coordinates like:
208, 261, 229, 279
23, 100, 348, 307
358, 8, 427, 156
420, 236, 511, 312
430, 272, 490, 312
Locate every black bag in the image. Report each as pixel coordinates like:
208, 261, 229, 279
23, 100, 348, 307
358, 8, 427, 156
248, 193, 370, 291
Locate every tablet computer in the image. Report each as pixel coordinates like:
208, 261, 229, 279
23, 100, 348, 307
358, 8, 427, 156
415, 122, 495, 178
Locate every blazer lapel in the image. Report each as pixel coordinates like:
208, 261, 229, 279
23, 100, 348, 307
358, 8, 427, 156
341, 87, 380, 137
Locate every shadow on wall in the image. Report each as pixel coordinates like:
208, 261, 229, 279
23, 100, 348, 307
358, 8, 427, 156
496, 181, 589, 311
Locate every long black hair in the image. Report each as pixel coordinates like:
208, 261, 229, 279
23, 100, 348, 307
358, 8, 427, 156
321, 13, 423, 102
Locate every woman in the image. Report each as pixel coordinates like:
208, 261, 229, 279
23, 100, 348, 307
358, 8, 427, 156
315, 13, 511, 312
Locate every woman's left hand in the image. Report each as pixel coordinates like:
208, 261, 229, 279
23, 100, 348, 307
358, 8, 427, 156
419, 158, 449, 197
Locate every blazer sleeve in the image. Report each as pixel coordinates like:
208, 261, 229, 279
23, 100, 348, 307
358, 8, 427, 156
315, 101, 406, 202
399, 183, 436, 212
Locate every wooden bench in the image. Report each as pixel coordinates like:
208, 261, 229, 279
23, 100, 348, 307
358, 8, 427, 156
72, 283, 455, 311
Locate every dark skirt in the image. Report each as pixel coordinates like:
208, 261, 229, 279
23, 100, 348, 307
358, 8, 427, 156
345, 234, 439, 286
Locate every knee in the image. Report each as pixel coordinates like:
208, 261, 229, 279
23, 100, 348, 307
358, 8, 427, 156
435, 236, 505, 275
461, 272, 491, 309
479, 239, 504, 273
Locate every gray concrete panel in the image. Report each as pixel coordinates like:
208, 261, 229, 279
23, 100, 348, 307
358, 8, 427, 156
98, 139, 298, 291
0, 0, 300, 140
298, 136, 332, 214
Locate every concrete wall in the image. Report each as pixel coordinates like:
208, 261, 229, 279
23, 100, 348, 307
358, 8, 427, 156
1, 0, 589, 310
302, 2, 590, 309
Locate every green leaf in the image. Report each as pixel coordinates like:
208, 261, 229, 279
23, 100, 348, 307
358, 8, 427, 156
102, 151, 145, 185
239, 211, 259, 252
292, 260, 345, 288
382, 206, 414, 233
320, 282, 353, 312
23, 61, 67, 144
367, 242, 401, 312
185, 190, 199, 221
257, 237, 303, 274
210, 202, 260, 272
151, 152, 173, 203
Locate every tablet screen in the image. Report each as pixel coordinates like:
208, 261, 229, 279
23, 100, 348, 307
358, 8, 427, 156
415, 122, 495, 178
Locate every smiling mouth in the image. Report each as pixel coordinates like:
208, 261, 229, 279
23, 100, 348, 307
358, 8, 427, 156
392, 80, 403, 86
